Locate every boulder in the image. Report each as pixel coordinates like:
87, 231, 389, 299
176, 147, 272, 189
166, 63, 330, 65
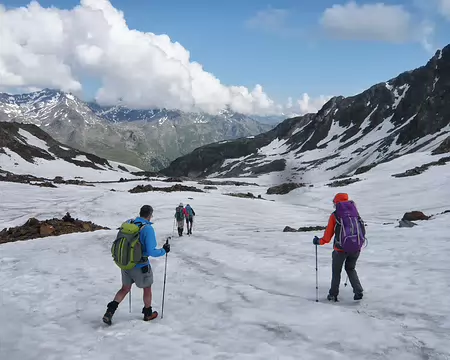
283, 226, 298, 232
398, 219, 417, 228
204, 186, 218, 190
402, 211, 430, 221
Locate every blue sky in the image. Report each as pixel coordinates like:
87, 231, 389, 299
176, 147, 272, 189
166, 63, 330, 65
2, 0, 450, 114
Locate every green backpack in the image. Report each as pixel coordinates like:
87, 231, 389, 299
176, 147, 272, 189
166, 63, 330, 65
111, 222, 148, 270
175, 206, 184, 221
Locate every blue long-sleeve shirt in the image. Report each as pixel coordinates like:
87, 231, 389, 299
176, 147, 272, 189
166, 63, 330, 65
127, 217, 166, 268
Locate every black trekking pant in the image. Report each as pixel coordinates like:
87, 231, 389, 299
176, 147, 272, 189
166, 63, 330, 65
186, 217, 193, 232
329, 250, 363, 297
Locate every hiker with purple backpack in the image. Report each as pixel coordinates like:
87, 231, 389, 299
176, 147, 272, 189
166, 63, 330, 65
313, 193, 366, 302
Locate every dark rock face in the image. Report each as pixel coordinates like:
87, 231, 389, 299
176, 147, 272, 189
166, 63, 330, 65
204, 186, 218, 190
392, 156, 450, 177
163, 177, 184, 182
129, 183, 204, 193
160, 115, 312, 178
161, 44, 450, 179
198, 180, 259, 186
0, 212, 109, 244
267, 183, 305, 195
327, 178, 361, 187
402, 211, 430, 221
250, 159, 286, 175
432, 136, 450, 154
0, 121, 113, 170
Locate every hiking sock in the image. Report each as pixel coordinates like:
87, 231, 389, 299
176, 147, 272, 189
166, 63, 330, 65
103, 300, 119, 325
142, 306, 158, 321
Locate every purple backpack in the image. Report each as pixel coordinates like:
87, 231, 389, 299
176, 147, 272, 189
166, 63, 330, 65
334, 201, 366, 253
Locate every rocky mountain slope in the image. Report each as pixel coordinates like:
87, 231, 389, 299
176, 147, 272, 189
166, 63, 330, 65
162, 45, 450, 181
0, 121, 139, 181
0, 90, 272, 170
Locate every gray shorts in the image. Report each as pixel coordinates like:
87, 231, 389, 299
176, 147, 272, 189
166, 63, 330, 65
121, 266, 153, 288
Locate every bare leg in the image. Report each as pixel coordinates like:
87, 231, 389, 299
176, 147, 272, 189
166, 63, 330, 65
143, 287, 152, 308
114, 285, 132, 303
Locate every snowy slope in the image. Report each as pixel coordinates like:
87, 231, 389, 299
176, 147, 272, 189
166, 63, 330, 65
1, 152, 450, 359
0, 89, 272, 170
163, 45, 450, 180
0, 122, 142, 181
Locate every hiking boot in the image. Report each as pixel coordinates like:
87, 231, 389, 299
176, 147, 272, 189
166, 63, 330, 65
354, 293, 363, 301
327, 294, 338, 302
102, 300, 119, 325
142, 306, 158, 321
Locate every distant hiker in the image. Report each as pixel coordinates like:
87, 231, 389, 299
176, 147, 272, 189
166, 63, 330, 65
103, 205, 170, 325
184, 204, 195, 235
175, 203, 187, 236
313, 193, 365, 302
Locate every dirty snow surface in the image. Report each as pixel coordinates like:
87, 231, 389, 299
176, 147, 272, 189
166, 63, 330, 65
1, 156, 450, 360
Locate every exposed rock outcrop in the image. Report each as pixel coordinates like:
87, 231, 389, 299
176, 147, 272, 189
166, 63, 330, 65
129, 184, 204, 193
0, 213, 109, 244
267, 183, 305, 195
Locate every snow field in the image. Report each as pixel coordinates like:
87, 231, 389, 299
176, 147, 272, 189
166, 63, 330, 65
1, 156, 450, 359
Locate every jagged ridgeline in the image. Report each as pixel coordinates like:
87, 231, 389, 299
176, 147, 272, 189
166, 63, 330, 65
161, 45, 450, 180
0, 91, 274, 171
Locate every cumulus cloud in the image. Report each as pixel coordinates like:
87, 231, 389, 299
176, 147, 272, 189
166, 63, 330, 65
0, 0, 328, 116
320, 2, 412, 42
319, 1, 434, 51
287, 94, 333, 115
438, 0, 450, 18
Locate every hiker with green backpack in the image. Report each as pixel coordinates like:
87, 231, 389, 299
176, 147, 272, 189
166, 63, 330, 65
175, 203, 187, 236
103, 205, 170, 325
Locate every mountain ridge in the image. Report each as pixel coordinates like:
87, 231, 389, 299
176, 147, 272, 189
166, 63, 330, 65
161, 45, 450, 181
0, 89, 273, 170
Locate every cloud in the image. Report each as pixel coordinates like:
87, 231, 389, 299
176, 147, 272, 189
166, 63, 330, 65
287, 94, 333, 115
438, 0, 450, 18
319, 1, 434, 51
0, 0, 328, 116
245, 7, 290, 35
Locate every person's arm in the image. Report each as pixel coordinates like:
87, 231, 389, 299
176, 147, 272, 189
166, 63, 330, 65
319, 214, 336, 245
142, 226, 166, 257
192, 209, 196, 216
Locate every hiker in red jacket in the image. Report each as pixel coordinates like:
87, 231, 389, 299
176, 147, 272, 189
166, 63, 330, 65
313, 193, 365, 302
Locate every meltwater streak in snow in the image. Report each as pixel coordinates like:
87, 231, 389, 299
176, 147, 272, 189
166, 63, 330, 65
1, 159, 450, 359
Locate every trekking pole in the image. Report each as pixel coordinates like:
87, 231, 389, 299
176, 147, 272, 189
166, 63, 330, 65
161, 237, 170, 319
129, 287, 132, 313
315, 244, 319, 302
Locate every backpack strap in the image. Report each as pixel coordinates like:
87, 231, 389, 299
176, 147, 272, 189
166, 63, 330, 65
132, 221, 148, 259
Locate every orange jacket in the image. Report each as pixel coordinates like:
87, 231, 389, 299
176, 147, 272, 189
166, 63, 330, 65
319, 193, 349, 252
